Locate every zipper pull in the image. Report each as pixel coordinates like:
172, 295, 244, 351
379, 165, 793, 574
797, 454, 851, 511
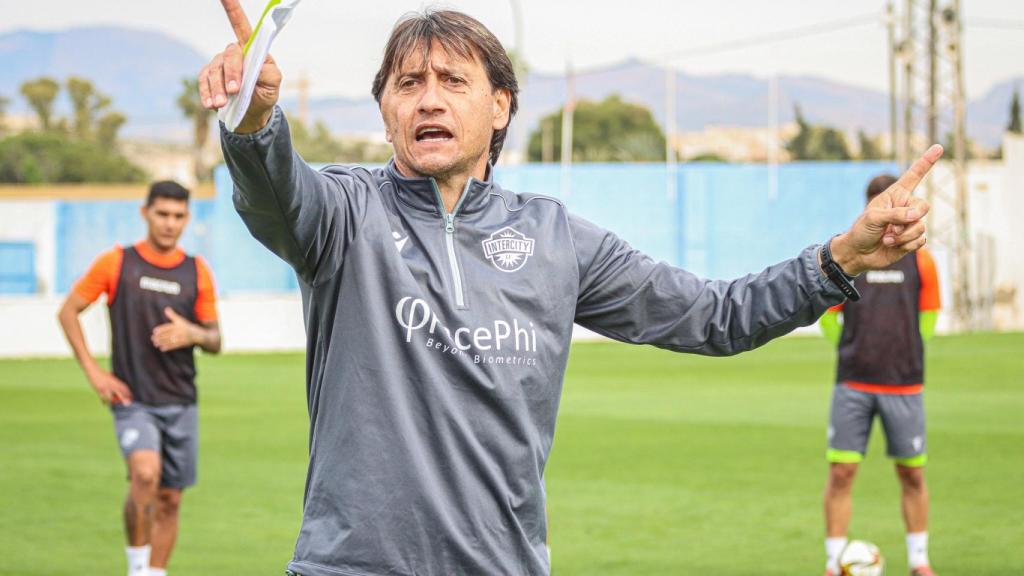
444, 213, 455, 234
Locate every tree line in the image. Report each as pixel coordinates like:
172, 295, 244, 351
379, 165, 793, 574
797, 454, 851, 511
0, 76, 1020, 184
1, 77, 142, 183
0, 77, 145, 183
525, 90, 1023, 163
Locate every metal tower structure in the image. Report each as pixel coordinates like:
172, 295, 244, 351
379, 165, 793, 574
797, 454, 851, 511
894, 0, 976, 329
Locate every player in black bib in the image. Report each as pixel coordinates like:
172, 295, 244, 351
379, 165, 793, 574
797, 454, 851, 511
819, 175, 942, 576
58, 181, 222, 576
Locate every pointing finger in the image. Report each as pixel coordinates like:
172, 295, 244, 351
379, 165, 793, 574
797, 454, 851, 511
220, 0, 254, 45
895, 144, 944, 196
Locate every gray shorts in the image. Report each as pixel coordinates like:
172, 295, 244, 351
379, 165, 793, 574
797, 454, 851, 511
827, 384, 927, 466
112, 403, 198, 489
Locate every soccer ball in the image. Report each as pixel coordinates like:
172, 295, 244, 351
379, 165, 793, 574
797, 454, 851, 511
839, 540, 885, 576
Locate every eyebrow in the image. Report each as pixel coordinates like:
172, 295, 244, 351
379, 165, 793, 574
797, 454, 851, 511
395, 62, 470, 83
432, 63, 467, 77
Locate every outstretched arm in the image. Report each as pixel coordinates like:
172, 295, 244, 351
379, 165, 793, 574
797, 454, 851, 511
572, 145, 943, 356
205, 0, 370, 285
572, 218, 843, 356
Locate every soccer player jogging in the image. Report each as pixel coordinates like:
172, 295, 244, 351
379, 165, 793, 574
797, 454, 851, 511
202, 3, 941, 574
819, 174, 942, 576
57, 181, 221, 576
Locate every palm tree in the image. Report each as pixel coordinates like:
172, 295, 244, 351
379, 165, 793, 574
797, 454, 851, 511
0, 95, 9, 134
176, 78, 213, 182
20, 77, 60, 130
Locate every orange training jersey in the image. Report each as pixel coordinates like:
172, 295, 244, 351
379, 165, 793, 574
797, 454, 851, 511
72, 242, 218, 323
72, 242, 218, 405
832, 248, 940, 391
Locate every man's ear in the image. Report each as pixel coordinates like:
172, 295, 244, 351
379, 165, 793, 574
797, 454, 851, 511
492, 88, 511, 131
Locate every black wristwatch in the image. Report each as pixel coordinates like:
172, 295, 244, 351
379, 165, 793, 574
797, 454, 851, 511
819, 237, 861, 301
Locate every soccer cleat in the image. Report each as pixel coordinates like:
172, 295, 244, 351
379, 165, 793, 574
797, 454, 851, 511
910, 566, 937, 576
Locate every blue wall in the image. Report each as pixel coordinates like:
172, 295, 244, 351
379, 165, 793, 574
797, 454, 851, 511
497, 161, 895, 279
210, 166, 300, 293
49, 161, 897, 295
0, 242, 37, 294
55, 200, 214, 294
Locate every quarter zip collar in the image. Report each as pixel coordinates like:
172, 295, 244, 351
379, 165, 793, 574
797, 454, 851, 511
385, 159, 494, 216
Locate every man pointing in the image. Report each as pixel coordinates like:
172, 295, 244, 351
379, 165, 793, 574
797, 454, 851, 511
203, 4, 941, 575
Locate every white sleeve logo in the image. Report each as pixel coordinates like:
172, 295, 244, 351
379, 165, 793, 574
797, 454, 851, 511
120, 428, 140, 449
392, 231, 409, 253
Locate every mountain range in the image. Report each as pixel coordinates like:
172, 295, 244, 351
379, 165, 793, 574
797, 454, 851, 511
1, 26, 1019, 150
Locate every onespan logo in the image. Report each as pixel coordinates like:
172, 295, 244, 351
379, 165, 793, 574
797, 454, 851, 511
395, 297, 537, 353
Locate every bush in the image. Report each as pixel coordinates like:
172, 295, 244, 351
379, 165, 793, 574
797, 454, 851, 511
0, 131, 146, 183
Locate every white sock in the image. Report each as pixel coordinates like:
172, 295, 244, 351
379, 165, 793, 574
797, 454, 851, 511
148, 568, 167, 576
825, 537, 848, 572
907, 531, 930, 568
126, 545, 150, 576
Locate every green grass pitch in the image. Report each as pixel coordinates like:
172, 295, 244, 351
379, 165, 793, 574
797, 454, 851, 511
1, 333, 1021, 574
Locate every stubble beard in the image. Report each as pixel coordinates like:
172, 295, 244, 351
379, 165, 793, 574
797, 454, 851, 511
400, 146, 489, 188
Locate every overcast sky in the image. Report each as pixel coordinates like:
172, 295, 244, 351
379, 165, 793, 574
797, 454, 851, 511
4, 0, 1022, 99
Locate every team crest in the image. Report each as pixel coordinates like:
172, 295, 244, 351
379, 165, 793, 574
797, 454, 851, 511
482, 227, 535, 272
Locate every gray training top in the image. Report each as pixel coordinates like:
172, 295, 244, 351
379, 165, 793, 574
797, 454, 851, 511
221, 107, 845, 576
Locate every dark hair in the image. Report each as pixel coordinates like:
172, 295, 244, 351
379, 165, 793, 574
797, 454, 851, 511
866, 174, 897, 201
146, 180, 190, 206
371, 9, 520, 165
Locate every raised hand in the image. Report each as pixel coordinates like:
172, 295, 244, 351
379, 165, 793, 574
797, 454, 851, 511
831, 144, 944, 276
199, 0, 282, 133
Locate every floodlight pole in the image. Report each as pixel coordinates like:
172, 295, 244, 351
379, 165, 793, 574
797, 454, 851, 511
560, 60, 575, 198
769, 74, 779, 201
897, 0, 977, 329
509, 0, 524, 71
887, 1, 898, 161
665, 64, 678, 201
505, 0, 526, 165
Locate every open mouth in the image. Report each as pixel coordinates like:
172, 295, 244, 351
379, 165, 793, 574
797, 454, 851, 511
415, 126, 454, 142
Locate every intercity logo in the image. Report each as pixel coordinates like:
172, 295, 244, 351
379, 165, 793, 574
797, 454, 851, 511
482, 227, 535, 272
